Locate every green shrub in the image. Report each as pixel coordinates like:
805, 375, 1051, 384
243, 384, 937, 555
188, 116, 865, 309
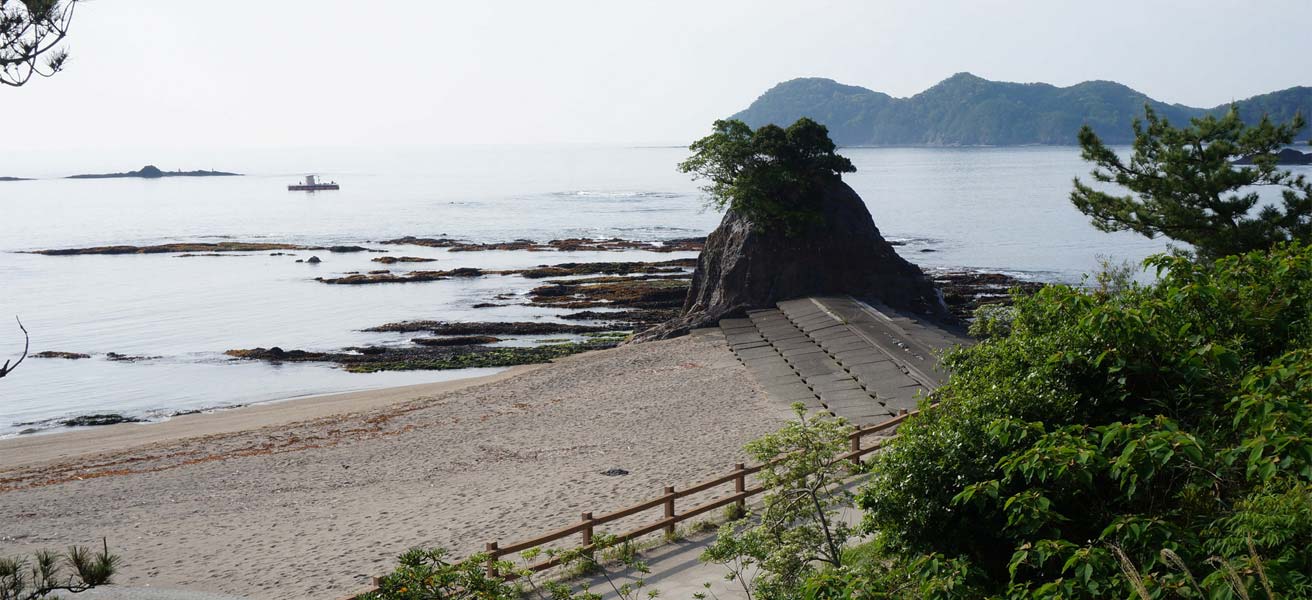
855, 244, 1312, 598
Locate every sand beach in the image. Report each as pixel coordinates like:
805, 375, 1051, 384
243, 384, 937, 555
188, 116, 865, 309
0, 332, 784, 599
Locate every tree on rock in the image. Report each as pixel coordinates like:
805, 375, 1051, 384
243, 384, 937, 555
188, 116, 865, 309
1071, 106, 1312, 261
636, 118, 944, 340
1, 0, 79, 87
679, 118, 856, 235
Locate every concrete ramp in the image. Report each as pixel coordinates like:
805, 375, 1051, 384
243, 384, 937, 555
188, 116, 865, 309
721, 296, 969, 424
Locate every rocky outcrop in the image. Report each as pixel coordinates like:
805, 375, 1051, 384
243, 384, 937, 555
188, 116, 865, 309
635, 180, 947, 340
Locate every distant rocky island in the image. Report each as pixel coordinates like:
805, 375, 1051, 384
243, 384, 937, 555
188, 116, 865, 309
734, 73, 1312, 146
1233, 148, 1312, 166
0, 176, 31, 181
67, 165, 240, 179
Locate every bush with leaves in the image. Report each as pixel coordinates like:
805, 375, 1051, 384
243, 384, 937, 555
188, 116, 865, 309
852, 243, 1312, 598
0, 540, 118, 600
678, 118, 855, 235
698, 404, 858, 600
362, 533, 653, 600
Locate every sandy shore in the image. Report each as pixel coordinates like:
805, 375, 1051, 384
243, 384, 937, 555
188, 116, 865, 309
0, 331, 784, 599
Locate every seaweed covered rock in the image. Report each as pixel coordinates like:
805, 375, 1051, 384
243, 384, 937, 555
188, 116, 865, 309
635, 180, 946, 340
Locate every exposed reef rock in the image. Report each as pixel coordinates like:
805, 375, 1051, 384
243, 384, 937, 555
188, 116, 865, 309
559, 308, 680, 327
32, 351, 91, 359
67, 165, 240, 179
314, 259, 695, 285
379, 236, 704, 253
528, 278, 689, 309
372, 256, 438, 264
928, 269, 1045, 321
104, 352, 161, 362
30, 242, 381, 256
61, 414, 145, 427
225, 339, 619, 372
411, 335, 502, 346
635, 180, 947, 341
364, 321, 609, 336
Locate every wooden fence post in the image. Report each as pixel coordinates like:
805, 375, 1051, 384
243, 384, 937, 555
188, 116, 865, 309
663, 485, 676, 535
899, 408, 909, 415
485, 541, 499, 579
850, 432, 861, 454
581, 511, 594, 559
734, 463, 746, 512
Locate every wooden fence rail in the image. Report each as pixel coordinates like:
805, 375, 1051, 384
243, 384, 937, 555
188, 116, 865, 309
485, 408, 914, 577
346, 408, 918, 598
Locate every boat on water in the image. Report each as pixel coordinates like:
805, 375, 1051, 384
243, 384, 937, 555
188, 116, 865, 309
287, 174, 339, 191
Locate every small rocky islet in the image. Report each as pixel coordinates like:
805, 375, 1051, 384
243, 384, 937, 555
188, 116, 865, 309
66, 165, 241, 179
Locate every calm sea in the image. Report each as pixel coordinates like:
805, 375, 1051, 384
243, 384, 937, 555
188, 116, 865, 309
4, 144, 1289, 435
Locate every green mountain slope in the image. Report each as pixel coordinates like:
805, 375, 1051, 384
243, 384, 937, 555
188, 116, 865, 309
731, 73, 1311, 146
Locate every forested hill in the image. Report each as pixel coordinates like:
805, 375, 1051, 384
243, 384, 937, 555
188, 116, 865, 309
730, 73, 1312, 146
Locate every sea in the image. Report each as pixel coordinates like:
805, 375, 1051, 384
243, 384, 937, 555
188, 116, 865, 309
2, 145, 1297, 436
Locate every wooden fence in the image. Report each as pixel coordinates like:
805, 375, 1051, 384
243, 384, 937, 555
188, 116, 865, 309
344, 408, 917, 597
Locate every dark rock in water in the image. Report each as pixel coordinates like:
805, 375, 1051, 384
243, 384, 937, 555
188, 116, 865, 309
635, 180, 946, 340
372, 256, 438, 264
470, 302, 502, 309
306, 256, 322, 264
412, 335, 501, 346
105, 352, 160, 362
364, 321, 609, 336
32, 351, 91, 359
62, 414, 145, 427
29, 242, 382, 256
225, 338, 621, 372
1233, 148, 1312, 165
600, 468, 630, 476
929, 269, 1045, 322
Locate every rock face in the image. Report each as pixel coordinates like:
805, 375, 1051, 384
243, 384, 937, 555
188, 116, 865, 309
635, 180, 946, 340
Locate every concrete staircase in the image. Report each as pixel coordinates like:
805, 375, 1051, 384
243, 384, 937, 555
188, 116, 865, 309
720, 296, 969, 425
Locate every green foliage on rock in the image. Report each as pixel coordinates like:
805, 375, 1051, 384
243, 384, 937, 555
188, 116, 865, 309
1072, 106, 1312, 261
850, 244, 1312, 598
678, 118, 855, 234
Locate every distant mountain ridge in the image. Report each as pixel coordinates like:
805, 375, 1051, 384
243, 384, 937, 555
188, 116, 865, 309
731, 73, 1312, 146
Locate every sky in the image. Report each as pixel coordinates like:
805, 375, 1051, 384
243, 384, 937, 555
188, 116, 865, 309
3, 0, 1311, 150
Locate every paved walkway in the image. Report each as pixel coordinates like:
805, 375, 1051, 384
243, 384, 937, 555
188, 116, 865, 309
721, 296, 968, 425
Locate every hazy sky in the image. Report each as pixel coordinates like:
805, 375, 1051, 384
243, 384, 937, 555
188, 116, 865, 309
4, 0, 1311, 150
